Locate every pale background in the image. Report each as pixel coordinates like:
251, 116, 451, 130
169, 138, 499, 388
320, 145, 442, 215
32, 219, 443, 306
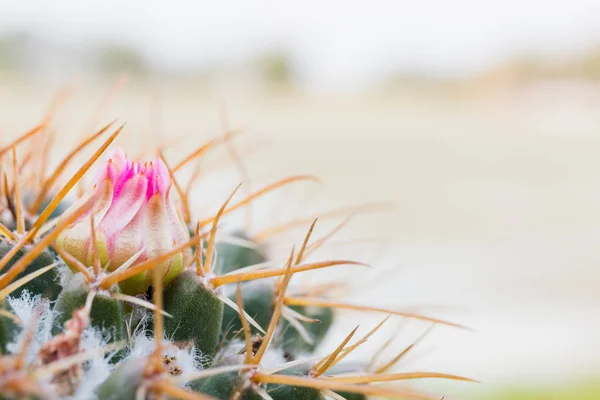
1, 2, 600, 399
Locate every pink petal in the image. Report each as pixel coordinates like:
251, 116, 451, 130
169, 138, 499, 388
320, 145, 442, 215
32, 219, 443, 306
109, 206, 146, 269
99, 172, 148, 249
155, 157, 171, 196
143, 193, 174, 280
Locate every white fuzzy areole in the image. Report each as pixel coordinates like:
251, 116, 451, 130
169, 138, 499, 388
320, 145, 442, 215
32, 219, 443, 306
7, 291, 54, 362
7, 290, 120, 400
129, 328, 203, 378
71, 327, 114, 400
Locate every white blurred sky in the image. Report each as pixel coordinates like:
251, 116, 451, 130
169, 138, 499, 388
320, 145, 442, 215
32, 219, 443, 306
2, 0, 600, 89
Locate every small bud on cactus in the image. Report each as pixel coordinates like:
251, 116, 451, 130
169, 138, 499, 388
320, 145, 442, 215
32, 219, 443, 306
56, 148, 191, 294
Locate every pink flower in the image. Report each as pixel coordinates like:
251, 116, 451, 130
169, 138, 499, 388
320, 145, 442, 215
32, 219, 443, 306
56, 148, 191, 294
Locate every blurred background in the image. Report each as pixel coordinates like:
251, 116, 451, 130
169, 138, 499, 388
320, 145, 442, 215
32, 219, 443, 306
1, 1, 600, 399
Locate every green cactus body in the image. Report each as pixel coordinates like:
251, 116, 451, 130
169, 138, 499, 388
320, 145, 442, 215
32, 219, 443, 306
334, 392, 366, 400
214, 230, 266, 275
268, 383, 324, 400
199, 375, 324, 400
0, 300, 19, 354
193, 372, 262, 400
265, 365, 325, 400
221, 280, 275, 336
327, 362, 368, 400
0, 242, 63, 301
193, 373, 325, 400
95, 358, 147, 400
283, 306, 334, 355
52, 273, 125, 342
194, 359, 324, 400
163, 270, 223, 357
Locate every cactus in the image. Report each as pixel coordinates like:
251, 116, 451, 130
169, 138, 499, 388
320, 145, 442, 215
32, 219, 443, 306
52, 273, 126, 342
163, 270, 224, 357
0, 242, 63, 301
0, 106, 475, 400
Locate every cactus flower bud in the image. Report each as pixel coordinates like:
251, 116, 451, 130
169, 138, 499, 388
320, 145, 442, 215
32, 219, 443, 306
56, 148, 191, 294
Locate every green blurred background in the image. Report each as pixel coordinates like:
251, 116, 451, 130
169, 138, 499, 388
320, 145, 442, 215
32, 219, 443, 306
1, 2, 599, 399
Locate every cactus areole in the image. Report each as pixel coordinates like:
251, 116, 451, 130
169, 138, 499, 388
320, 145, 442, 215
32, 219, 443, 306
56, 149, 192, 295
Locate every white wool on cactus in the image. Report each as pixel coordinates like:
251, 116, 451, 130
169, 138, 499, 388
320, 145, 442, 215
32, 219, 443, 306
70, 327, 113, 400
6, 291, 54, 363
129, 328, 203, 379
